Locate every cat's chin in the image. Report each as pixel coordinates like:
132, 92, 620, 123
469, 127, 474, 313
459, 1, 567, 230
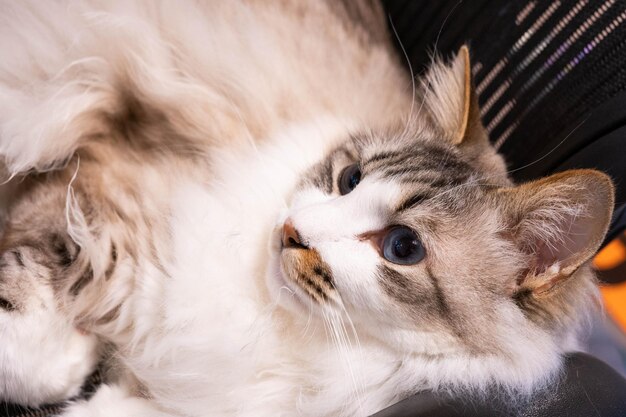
265, 226, 315, 318
266, 256, 319, 318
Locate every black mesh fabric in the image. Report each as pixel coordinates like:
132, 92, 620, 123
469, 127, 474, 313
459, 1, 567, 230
383, 0, 626, 210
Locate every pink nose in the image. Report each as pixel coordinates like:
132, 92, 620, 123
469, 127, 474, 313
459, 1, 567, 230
282, 219, 306, 248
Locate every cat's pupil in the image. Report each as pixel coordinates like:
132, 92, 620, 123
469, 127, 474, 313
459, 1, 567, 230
338, 164, 361, 195
393, 236, 415, 258
349, 172, 360, 189
382, 227, 425, 265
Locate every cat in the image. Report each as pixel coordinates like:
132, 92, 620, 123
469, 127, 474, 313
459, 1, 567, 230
0, 1, 614, 416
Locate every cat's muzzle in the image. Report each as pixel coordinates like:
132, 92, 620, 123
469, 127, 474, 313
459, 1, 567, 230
280, 220, 337, 304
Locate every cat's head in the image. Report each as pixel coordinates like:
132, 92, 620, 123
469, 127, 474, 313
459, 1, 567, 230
267, 47, 614, 392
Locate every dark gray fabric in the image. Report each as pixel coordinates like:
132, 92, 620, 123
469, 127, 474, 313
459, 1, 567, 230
372, 353, 626, 417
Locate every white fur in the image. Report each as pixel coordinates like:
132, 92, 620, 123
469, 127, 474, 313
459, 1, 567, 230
0, 1, 597, 416
0, 1, 408, 175
62, 384, 164, 417
0, 269, 98, 406
102, 121, 572, 416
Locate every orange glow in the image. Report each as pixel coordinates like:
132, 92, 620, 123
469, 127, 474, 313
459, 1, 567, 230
601, 281, 626, 331
595, 233, 626, 332
594, 238, 626, 270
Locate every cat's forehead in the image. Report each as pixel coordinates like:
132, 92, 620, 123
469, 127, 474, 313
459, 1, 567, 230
358, 135, 472, 184
301, 132, 479, 202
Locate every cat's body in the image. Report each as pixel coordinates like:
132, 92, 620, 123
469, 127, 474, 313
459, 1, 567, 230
0, 1, 414, 413
0, 1, 615, 416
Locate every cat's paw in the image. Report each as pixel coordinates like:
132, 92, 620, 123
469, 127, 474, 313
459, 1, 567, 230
61, 384, 165, 417
0, 242, 99, 406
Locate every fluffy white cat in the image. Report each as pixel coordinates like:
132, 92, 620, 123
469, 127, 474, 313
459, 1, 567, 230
0, 1, 614, 416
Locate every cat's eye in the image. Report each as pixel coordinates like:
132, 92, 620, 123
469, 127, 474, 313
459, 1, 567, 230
338, 164, 361, 195
382, 226, 425, 265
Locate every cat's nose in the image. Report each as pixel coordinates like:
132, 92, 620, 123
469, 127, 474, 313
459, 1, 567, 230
282, 218, 307, 249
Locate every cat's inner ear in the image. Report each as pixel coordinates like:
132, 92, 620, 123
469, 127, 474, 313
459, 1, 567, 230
422, 45, 481, 145
502, 170, 614, 294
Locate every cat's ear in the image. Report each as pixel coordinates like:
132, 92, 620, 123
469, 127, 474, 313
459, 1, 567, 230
501, 170, 614, 295
422, 45, 482, 145
422, 46, 510, 183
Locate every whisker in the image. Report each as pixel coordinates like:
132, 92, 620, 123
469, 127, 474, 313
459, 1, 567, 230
323, 308, 353, 415
388, 15, 415, 139
503, 117, 589, 177
335, 307, 366, 414
428, 117, 589, 203
268, 284, 295, 313
408, 1, 463, 138
325, 305, 365, 415
336, 300, 364, 357
301, 293, 314, 339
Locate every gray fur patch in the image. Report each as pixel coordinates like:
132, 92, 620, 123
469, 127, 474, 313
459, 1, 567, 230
378, 265, 454, 325
0, 296, 16, 312
69, 266, 94, 297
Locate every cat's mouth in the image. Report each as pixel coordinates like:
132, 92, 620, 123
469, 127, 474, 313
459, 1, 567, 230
280, 247, 338, 305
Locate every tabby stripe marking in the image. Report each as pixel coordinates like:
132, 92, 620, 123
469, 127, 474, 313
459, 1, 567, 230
425, 266, 450, 318
514, 288, 554, 325
293, 267, 332, 302
305, 276, 327, 298
104, 244, 118, 281
95, 304, 122, 325
382, 169, 469, 187
0, 297, 16, 312
366, 147, 471, 179
397, 193, 429, 212
379, 265, 453, 323
313, 265, 334, 287
368, 152, 466, 174
379, 265, 429, 305
362, 150, 403, 167
51, 235, 74, 268
69, 266, 94, 296
12, 250, 24, 267
429, 176, 469, 188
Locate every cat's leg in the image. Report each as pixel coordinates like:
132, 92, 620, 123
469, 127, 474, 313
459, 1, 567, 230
0, 245, 99, 405
0, 174, 105, 405
61, 384, 170, 417
0, 166, 149, 405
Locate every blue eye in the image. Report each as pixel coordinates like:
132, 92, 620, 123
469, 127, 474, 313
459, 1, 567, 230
382, 227, 425, 265
339, 164, 361, 195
